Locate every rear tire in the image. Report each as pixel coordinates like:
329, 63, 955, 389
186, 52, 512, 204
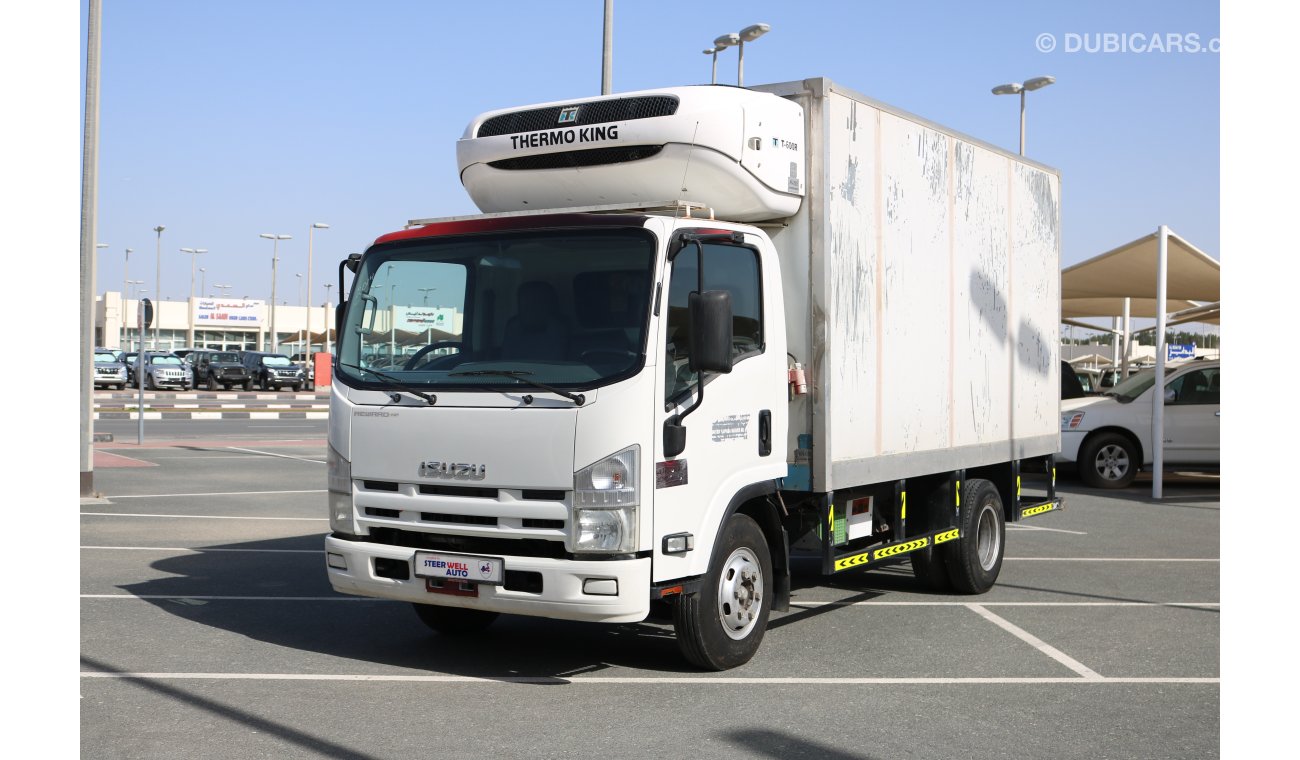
411, 603, 498, 635
673, 513, 772, 670
942, 478, 1005, 594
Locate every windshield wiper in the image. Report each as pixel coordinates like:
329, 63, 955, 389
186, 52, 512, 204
340, 363, 437, 405
450, 370, 586, 406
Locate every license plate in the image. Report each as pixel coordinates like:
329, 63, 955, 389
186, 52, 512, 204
413, 551, 503, 585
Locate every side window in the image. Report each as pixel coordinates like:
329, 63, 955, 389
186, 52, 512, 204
663, 242, 763, 402
1166, 367, 1219, 405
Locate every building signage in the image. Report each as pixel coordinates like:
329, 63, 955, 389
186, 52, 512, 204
195, 299, 265, 327
1167, 343, 1195, 361
396, 306, 456, 333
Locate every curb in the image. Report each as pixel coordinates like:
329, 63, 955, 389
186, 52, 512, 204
95, 411, 329, 420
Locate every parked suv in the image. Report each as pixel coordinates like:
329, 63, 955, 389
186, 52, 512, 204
93, 348, 129, 389
190, 349, 252, 390
1060, 360, 1220, 488
131, 352, 193, 391
241, 351, 307, 391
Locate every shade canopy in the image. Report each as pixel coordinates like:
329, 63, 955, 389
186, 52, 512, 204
1061, 230, 1219, 322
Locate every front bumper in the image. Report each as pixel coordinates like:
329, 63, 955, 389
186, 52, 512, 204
1058, 430, 1086, 464
152, 375, 190, 388
324, 535, 651, 623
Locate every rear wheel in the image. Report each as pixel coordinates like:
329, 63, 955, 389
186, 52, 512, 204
411, 603, 498, 635
673, 513, 772, 670
942, 478, 1005, 594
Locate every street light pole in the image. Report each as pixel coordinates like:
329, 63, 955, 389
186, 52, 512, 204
991, 76, 1055, 156
122, 247, 133, 349
199, 267, 206, 297
307, 222, 329, 357
180, 247, 207, 348
152, 225, 165, 349
260, 233, 292, 353
703, 48, 719, 84
323, 283, 334, 354
713, 24, 769, 87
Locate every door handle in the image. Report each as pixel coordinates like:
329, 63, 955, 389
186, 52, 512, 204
758, 410, 771, 457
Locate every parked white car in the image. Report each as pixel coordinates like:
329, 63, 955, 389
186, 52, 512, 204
1059, 360, 1220, 488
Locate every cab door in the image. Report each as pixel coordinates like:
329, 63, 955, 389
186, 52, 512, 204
651, 233, 787, 583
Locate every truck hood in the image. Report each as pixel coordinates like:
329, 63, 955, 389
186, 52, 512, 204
348, 404, 577, 489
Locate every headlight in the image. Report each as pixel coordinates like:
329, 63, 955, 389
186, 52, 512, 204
572, 446, 639, 553
327, 443, 358, 535
1061, 411, 1086, 431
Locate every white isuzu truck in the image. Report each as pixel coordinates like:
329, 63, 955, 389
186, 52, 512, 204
324, 77, 1063, 670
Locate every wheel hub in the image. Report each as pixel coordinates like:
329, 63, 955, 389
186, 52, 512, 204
717, 548, 763, 640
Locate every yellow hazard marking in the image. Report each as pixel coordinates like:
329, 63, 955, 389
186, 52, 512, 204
834, 551, 874, 571
934, 529, 960, 544
956, 480, 961, 507
872, 537, 929, 560
1021, 503, 1056, 518
1016, 475, 1022, 497
901, 491, 907, 520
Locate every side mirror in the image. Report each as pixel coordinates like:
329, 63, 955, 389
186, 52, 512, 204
663, 420, 687, 459
689, 290, 733, 374
1164, 388, 1177, 404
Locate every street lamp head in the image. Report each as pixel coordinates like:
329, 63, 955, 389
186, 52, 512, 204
96, 243, 109, 249
739, 23, 770, 42
125, 248, 133, 254
713, 33, 740, 49
1023, 75, 1056, 91
703, 48, 717, 55
153, 225, 165, 233
312, 222, 330, 229
992, 83, 1024, 96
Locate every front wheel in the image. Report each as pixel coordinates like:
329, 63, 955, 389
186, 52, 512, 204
411, 603, 498, 635
1077, 432, 1139, 489
673, 513, 772, 670
942, 478, 1005, 594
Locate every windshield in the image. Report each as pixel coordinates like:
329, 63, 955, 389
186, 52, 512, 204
1106, 367, 1157, 402
95, 352, 119, 363
150, 356, 183, 366
336, 227, 656, 391
262, 356, 293, 366
212, 353, 239, 363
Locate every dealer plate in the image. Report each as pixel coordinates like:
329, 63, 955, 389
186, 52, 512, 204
413, 551, 503, 585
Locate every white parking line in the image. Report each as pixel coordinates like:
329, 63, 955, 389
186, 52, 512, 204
225, 446, 325, 464
1004, 557, 1218, 562
967, 603, 1104, 680
81, 513, 325, 522
79, 672, 1219, 685
1006, 524, 1088, 535
791, 601, 1219, 608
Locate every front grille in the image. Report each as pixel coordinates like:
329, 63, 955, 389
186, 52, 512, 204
477, 95, 678, 137
418, 484, 499, 499
488, 145, 663, 171
368, 527, 567, 559
420, 512, 497, 527
523, 518, 565, 530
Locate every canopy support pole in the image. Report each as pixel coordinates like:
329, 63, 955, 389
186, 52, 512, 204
1121, 297, 1131, 379
1152, 226, 1169, 499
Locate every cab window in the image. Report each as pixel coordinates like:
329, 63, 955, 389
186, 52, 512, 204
664, 241, 763, 403
1166, 367, 1219, 405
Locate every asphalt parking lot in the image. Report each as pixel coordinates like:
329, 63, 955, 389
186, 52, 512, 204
79, 434, 1220, 759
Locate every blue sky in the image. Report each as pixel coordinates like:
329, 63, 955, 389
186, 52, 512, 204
78, 0, 1219, 310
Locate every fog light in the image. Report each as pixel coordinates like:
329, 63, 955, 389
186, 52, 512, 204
583, 578, 618, 596
326, 552, 347, 570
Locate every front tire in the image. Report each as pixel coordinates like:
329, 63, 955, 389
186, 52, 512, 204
411, 603, 498, 635
673, 513, 772, 670
942, 478, 1005, 594
1078, 432, 1139, 489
